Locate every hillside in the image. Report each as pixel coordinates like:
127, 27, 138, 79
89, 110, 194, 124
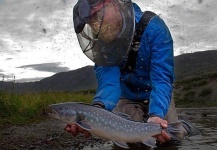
0, 66, 97, 94
173, 72, 217, 107
173, 50, 217, 106
0, 50, 217, 104
174, 50, 217, 79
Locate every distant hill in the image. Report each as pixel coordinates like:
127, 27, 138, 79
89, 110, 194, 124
0, 66, 97, 94
174, 50, 217, 79
174, 50, 217, 106
0, 50, 217, 96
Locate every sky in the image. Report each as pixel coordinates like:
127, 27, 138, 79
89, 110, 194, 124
0, 0, 217, 82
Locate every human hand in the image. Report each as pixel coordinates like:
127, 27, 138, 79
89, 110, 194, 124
64, 124, 91, 138
147, 116, 171, 144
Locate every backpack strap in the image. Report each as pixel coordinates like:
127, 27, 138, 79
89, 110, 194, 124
121, 11, 156, 72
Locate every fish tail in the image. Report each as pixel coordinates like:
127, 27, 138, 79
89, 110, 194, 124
179, 119, 202, 136
166, 122, 184, 141
167, 120, 202, 141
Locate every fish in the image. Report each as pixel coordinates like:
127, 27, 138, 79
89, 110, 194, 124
47, 102, 183, 149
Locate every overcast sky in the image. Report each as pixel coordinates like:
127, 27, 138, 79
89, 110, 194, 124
0, 0, 216, 82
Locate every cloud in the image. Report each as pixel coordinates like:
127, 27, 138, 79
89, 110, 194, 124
0, 39, 4, 48
0, 0, 74, 43
198, 0, 203, 4
154, 0, 217, 55
1, 0, 217, 82
17, 62, 70, 73
15, 77, 45, 82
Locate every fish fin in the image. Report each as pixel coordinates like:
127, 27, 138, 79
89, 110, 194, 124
141, 137, 157, 148
112, 111, 133, 121
179, 119, 202, 136
113, 140, 129, 149
76, 120, 93, 131
167, 122, 185, 141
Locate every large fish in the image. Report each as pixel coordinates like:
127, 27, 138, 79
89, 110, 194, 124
48, 102, 183, 148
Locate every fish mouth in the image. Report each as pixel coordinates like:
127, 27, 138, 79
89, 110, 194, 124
46, 107, 60, 119
47, 108, 71, 124
46, 105, 77, 124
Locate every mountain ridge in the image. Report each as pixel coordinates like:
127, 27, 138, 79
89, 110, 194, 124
1, 50, 217, 95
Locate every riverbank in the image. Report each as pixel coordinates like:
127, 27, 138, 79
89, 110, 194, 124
0, 118, 109, 150
1, 107, 217, 150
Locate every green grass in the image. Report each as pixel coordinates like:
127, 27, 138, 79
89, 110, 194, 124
199, 88, 213, 97
173, 71, 217, 107
0, 90, 94, 125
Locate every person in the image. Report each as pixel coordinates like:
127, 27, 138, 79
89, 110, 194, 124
66, 0, 188, 145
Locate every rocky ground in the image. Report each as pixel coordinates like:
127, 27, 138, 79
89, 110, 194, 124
1, 108, 217, 150
0, 118, 111, 150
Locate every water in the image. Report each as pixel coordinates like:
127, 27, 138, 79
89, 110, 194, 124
178, 114, 217, 150
82, 108, 217, 150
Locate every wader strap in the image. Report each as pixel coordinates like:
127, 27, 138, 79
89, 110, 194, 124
121, 11, 156, 72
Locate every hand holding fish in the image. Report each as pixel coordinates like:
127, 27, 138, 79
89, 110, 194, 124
65, 114, 171, 144
147, 117, 171, 144
65, 124, 91, 138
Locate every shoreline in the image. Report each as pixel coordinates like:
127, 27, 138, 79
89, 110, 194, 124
1, 107, 217, 150
176, 107, 217, 115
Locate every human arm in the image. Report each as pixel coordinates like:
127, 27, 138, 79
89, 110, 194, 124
93, 65, 121, 111
146, 15, 174, 120
147, 15, 174, 119
146, 16, 174, 142
65, 65, 121, 137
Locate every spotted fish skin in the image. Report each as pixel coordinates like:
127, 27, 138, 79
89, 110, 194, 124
48, 102, 181, 148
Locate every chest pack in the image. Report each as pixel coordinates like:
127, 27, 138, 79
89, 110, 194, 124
121, 11, 156, 72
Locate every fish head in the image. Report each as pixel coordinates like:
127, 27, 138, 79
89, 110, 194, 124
47, 102, 78, 124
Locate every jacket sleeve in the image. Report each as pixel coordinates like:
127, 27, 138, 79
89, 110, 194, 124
93, 65, 121, 111
146, 16, 175, 118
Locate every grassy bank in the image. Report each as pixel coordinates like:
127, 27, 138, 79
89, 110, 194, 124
173, 72, 217, 107
0, 90, 94, 125
1, 71, 217, 126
